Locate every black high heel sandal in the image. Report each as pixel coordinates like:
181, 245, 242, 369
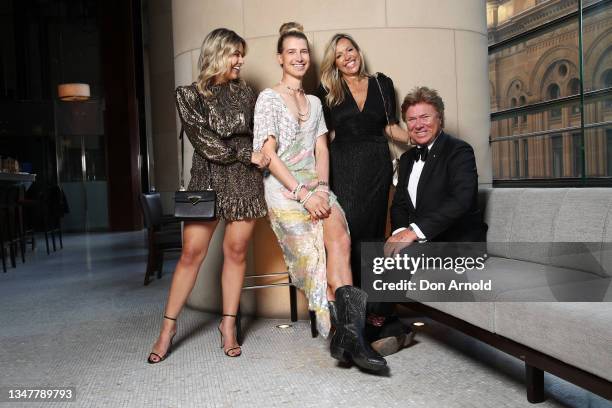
218, 314, 241, 357
147, 315, 177, 364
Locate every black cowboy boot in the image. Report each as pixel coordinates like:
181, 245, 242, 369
328, 301, 338, 329
330, 286, 387, 371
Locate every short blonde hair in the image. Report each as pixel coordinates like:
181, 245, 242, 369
320, 34, 368, 107
196, 28, 246, 97
401, 86, 445, 127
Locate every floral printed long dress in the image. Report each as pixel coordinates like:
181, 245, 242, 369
253, 88, 349, 338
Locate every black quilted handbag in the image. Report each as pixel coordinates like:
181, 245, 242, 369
174, 127, 217, 221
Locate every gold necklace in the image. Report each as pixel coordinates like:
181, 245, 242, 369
297, 97, 310, 121
279, 82, 304, 94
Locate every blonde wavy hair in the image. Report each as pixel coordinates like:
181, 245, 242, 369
196, 28, 246, 97
320, 33, 368, 107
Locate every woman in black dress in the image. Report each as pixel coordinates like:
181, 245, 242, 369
316, 33, 411, 355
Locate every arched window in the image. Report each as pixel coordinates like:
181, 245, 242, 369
568, 78, 580, 95
547, 83, 560, 99
511, 98, 518, 126
519, 95, 527, 123
568, 78, 580, 114
603, 69, 612, 87
547, 83, 561, 119
603, 69, 612, 109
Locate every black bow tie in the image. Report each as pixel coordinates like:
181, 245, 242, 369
414, 147, 428, 162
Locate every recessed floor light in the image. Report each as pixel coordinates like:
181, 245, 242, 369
276, 324, 292, 329
413, 322, 425, 327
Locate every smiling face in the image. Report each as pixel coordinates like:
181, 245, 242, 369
334, 37, 361, 77
405, 102, 442, 146
218, 44, 245, 83
277, 36, 310, 79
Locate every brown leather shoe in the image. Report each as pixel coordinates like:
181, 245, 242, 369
371, 330, 415, 357
369, 317, 416, 356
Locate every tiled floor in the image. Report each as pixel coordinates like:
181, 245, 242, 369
0, 232, 608, 407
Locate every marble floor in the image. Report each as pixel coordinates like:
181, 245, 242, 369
0, 232, 609, 408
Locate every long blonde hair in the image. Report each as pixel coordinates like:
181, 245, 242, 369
320, 33, 368, 107
196, 28, 246, 97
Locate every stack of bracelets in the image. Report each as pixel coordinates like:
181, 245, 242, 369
291, 180, 329, 207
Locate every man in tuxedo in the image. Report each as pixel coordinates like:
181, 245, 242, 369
388, 86, 486, 251
370, 87, 485, 356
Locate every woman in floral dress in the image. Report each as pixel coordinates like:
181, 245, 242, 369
253, 22, 387, 371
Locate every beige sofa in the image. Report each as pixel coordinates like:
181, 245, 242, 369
404, 188, 612, 403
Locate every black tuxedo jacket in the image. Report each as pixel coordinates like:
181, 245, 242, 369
390, 131, 486, 242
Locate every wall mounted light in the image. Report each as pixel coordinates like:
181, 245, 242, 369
58, 83, 90, 101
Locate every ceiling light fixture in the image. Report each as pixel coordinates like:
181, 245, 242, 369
58, 83, 91, 101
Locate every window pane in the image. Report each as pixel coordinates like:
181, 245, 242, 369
492, 132, 585, 180
491, 100, 581, 141
583, 1, 612, 94
607, 128, 612, 176
584, 92, 611, 126
584, 125, 612, 176
487, 0, 578, 44
489, 15, 579, 113
572, 132, 584, 177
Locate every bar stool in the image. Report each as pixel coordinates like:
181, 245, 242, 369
7, 186, 26, 263
140, 193, 182, 285
235, 274, 318, 344
42, 186, 65, 253
0, 186, 23, 267
0, 225, 6, 272
0, 189, 8, 272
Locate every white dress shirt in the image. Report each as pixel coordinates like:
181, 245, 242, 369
392, 137, 438, 240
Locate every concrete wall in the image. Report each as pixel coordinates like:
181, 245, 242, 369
171, 0, 492, 317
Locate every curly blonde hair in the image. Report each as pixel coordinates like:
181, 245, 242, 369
196, 28, 246, 97
320, 33, 368, 107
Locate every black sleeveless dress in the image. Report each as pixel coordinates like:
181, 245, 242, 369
316, 74, 398, 283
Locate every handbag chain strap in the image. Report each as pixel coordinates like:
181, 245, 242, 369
374, 73, 399, 163
179, 90, 213, 191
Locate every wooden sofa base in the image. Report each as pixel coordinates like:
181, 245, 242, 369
401, 302, 612, 403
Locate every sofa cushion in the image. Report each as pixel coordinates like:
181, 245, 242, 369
470, 256, 602, 301
407, 256, 600, 303
494, 302, 612, 382
483, 188, 522, 258
550, 188, 612, 277
508, 189, 568, 265
495, 278, 612, 302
